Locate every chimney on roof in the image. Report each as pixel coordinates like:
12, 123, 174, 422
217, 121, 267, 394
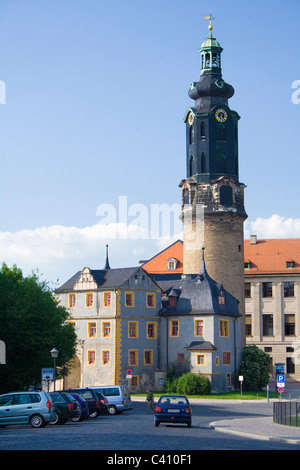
250, 235, 257, 245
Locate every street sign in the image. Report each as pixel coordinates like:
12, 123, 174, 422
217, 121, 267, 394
277, 374, 285, 388
126, 375, 132, 380
41, 368, 54, 381
278, 387, 284, 393
126, 369, 132, 376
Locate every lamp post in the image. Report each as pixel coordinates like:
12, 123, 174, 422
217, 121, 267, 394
50, 348, 59, 391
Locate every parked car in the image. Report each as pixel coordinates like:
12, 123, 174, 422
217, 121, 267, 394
49, 391, 81, 424
65, 388, 102, 418
154, 395, 192, 428
0, 391, 55, 428
95, 391, 109, 415
69, 393, 89, 422
89, 385, 132, 415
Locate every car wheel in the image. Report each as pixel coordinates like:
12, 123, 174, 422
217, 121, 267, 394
30, 414, 45, 428
107, 405, 117, 415
187, 420, 192, 428
72, 415, 83, 422
49, 411, 61, 425
154, 420, 160, 427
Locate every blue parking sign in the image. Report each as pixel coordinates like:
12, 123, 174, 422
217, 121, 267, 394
277, 374, 285, 387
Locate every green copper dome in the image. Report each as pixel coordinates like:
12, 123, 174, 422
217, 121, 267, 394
199, 33, 222, 51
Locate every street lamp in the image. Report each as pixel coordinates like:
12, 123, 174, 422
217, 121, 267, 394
50, 348, 59, 391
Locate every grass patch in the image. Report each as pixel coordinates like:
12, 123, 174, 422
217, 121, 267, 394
132, 390, 278, 400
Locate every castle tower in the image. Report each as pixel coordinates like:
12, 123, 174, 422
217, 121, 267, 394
180, 18, 247, 328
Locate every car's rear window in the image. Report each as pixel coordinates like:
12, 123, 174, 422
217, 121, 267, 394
76, 390, 94, 400
160, 396, 188, 406
51, 393, 65, 403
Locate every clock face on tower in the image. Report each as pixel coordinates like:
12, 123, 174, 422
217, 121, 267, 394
188, 112, 194, 125
215, 108, 228, 122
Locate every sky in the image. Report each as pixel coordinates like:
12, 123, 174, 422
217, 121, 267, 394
0, 0, 299, 285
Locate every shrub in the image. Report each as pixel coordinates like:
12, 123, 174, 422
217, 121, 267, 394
177, 372, 211, 395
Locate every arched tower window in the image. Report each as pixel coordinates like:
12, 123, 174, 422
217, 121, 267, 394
189, 125, 194, 145
189, 156, 194, 176
217, 154, 227, 173
216, 123, 226, 141
220, 186, 233, 206
183, 189, 189, 205
201, 152, 206, 173
205, 52, 210, 67
200, 121, 206, 141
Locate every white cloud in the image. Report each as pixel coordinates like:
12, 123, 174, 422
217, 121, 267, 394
245, 215, 300, 239
0, 214, 299, 285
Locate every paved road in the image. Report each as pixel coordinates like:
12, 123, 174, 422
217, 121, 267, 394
0, 399, 299, 451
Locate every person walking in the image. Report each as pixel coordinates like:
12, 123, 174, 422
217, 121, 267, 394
145, 389, 155, 414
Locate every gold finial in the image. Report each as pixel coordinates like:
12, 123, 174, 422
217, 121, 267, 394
203, 12, 215, 32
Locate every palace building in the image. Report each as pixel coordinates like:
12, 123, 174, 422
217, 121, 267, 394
56, 20, 247, 392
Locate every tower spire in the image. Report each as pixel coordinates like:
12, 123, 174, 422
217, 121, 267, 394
203, 12, 215, 34
104, 244, 111, 270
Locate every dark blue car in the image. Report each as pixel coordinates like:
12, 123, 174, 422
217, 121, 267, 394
154, 395, 192, 428
69, 393, 89, 422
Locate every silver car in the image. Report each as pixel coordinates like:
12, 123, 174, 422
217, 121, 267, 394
0, 391, 55, 428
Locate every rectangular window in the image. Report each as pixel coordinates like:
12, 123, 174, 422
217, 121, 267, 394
146, 293, 155, 308
262, 282, 272, 298
125, 292, 134, 307
177, 353, 184, 363
129, 350, 138, 366
245, 315, 252, 336
287, 357, 295, 374
284, 282, 294, 298
102, 350, 110, 365
68, 321, 76, 331
195, 319, 204, 336
147, 322, 156, 339
263, 314, 273, 336
285, 314, 295, 336
223, 351, 231, 365
104, 292, 111, 306
88, 322, 97, 338
245, 282, 251, 298
196, 354, 205, 365
128, 321, 138, 338
86, 293, 93, 307
170, 320, 179, 337
144, 350, 153, 365
220, 320, 229, 337
69, 293, 76, 308
102, 322, 111, 338
131, 376, 139, 387
226, 373, 231, 387
88, 350, 95, 365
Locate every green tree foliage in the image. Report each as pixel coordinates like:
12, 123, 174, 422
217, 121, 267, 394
0, 263, 76, 394
239, 345, 271, 391
177, 372, 211, 395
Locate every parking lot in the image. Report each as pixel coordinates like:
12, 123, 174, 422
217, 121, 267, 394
0, 398, 298, 451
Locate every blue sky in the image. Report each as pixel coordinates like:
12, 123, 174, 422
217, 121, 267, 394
0, 0, 299, 284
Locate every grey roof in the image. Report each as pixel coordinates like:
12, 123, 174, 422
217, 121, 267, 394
157, 259, 241, 318
57, 267, 142, 291
188, 341, 217, 351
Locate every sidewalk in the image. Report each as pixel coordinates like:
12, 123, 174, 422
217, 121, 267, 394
210, 415, 300, 445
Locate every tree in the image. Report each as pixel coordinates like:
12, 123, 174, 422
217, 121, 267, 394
0, 263, 77, 394
239, 345, 271, 390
